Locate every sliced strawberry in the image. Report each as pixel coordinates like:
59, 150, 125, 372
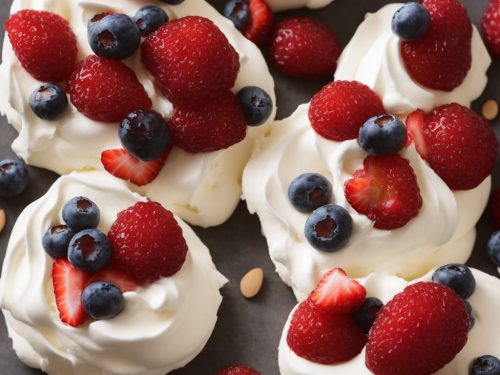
90, 266, 141, 293
404, 109, 427, 157
52, 259, 91, 327
310, 268, 366, 314
101, 148, 170, 186
243, 0, 273, 45
345, 155, 423, 230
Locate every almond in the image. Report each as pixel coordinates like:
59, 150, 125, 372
482, 99, 499, 121
240, 267, 264, 299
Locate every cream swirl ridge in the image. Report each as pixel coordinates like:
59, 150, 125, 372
335, 4, 491, 115
243, 104, 490, 301
0, 171, 227, 375
279, 269, 500, 375
0, 0, 276, 228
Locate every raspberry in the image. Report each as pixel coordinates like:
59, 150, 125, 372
268, 17, 340, 79
345, 155, 423, 230
141, 16, 240, 104
406, 104, 498, 190
108, 201, 188, 283
5, 10, 77, 82
309, 81, 384, 142
366, 282, 469, 375
215, 365, 261, 375
287, 298, 367, 364
401, 0, 472, 91
168, 90, 247, 153
482, 0, 500, 59
67, 56, 152, 123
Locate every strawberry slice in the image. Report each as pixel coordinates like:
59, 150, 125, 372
101, 148, 170, 186
310, 268, 366, 314
243, 0, 273, 45
90, 265, 141, 293
52, 259, 91, 327
404, 109, 428, 157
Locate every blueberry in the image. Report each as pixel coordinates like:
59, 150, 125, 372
392, 2, 431, 41
223, 0, 250, 31
0, 159, 29, 198
304, 204, 352, 252
160, 0, 184, 4
42, 225, 75, 259
119, 110, 171, 161
288, 173, 332, 213
81, 282, 124, 320
237, 86, 273, 126
68, 229, 111, 272
62, 196, 100, 232
469, 355, 500, 375
358, 115, 407, 155
352, 297, 384, 334
133, 6, 169, 37
432, 264, 476, 299
88, 13, 141, 60
487, 231, 500, 266
464, 300, 475, 330
29, 83, 68, 121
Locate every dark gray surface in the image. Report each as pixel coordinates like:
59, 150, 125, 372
0, 0, 499, 374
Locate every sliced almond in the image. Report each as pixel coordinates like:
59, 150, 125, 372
0, 209, 5, 234
482, 99, 499, 121
240, 267, 264, 299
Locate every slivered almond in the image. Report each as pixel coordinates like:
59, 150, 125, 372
0, 210, 5, 234
482, 99, 499, 121
240, 267, 264, 299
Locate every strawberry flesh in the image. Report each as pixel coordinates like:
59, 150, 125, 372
243, 0, 273, 45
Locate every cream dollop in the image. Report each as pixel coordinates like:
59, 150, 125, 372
0, 0, 276, 228
267, 0, 334, 11
0, 171, 227, 375
335, 4, 491, 115
243, 104, 490, 301
279, 268, 500, 375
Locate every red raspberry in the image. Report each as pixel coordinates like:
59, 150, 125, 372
168, 90, 247, 153
108, 201, 188, 284
366, 282, 469, 375
215, 365, 261, 375
345, 155, 423, 230
268, 17, 340, 79
243, 0, 274, 45
287, 298, 367, 364
309, 81, 384, 142
67, 56, 152, 123
482, 0, 500, 59
141, 16, 240, 104
491, 188, 500, 229
5, 10, 77, 82
401, 0, 472, 91
406, 103, 498, 190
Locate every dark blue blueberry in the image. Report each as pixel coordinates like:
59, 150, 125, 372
81, 282, 124, 320
487, 231, 500, 266
358, 115, 407, 155
133, 6, 169, 37
464, 300, 475, 331
42, 225, 75, 259
223, 0, 250, 31
119, 110, 171, 161
0, 159, 29, 198
88, 13, 141, 60
353, 297, 384, 334
432, 264, 476, 299
29, 83, 68, 121
392, 2, 430, 41
288, 173, 332, 213
237, 86, 273, 126
469, 355, 500, 375
304, 204, 352, 252
160, 0, 184, 4
62, 196, 100, 232
68, 229, 111, 272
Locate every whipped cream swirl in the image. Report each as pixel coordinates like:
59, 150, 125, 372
0, 0, 276, 228
0, 171, 227, 375
279, 268, 500, 375
335, 4, 491, 115
243, 105, 490, 300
